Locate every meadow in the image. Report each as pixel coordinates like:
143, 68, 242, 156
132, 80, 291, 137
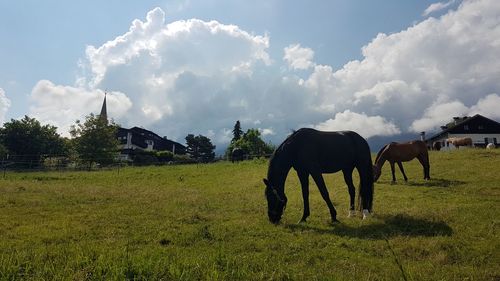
0, 149, 499, 280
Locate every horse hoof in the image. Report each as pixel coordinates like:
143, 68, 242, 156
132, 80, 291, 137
298, 219, 307, 224
362, 209, 371, 220
347, 210, 357, 218
331, 219, 341, 224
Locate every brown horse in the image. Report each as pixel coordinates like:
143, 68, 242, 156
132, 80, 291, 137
373, 140, 430, 183
447, 137, 473, 148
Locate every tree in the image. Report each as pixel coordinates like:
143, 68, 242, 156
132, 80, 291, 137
226, 128, 275, 158
0, 116, 66, 167
70, 114, 119, 169
232, 120, 243, 143
185, 134, 216, 163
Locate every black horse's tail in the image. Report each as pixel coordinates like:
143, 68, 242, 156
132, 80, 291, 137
357, 138, 374, 212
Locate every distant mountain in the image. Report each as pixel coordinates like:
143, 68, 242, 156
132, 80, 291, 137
367, 133, 426, 152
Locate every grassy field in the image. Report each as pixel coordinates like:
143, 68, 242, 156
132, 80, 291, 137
0, 149, 499, 280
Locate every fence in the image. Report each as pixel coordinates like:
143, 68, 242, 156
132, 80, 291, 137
0, 152, 273, 177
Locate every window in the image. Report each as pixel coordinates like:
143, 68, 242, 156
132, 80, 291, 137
464, 125, 469, 130
478, 125, 484, 130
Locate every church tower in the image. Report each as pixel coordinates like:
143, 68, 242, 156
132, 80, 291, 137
99, 92, 108, 124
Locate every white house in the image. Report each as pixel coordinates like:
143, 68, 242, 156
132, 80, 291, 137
425, 114, 500, 151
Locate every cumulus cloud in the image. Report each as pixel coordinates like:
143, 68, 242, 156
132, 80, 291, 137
410, 93, 500, 132
423, 0, 456, 16
30, 80, 132, 136
0, 88, 11, 125
260, 128, 275, 136
314, 110, 400, 139
28, 0, 500, 147
469, 94, 500, 119
410, 100, 469, 132
308, 0, 500, 134
283, 44, 315, 70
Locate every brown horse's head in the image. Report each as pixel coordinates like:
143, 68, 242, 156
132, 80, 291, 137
263, 178, 287, 224
373, 165, 381, 182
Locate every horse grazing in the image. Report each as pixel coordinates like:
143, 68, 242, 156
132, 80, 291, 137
447, 137, 473, 148
231, 148, 245, 163
373, 140, 430, 183
263, 128, 374, 224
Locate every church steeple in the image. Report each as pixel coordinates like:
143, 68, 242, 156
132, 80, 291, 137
99, 92, 108, 124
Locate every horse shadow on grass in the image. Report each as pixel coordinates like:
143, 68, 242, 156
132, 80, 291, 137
377, 177, 466, 188
406, 177, 465, 188
284, 214, 453, 240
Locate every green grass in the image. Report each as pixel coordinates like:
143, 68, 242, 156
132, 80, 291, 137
0, 149, 499, 280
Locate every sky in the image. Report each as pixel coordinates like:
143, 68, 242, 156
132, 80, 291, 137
1, 0, 500, 150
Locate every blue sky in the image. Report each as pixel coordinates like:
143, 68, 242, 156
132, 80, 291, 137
1, 0, 499, 147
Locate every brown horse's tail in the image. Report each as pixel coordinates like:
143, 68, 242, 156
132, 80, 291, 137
357, 139, 374, 212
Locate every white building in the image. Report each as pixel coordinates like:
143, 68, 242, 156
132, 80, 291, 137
425, 114, 500, 151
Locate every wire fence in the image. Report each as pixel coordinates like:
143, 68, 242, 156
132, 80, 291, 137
0, 152, 273, 177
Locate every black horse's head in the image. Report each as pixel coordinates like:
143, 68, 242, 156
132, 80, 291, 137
263, 178, 287, 224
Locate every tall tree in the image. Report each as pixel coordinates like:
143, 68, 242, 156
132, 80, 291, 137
226, 128, 275, 158
0, 116, 66, 166
232, 120, 243, 143
185, 134, 216, 163
70, 114, 119, 169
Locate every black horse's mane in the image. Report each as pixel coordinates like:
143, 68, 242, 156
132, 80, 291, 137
271, 129, 301, 156
267, 129, 301, 180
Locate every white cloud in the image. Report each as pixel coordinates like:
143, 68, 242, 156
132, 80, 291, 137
410, 100, 469, 132
260, 128, 275, 136
283, 44, 315, 70
314, 110, 401, 139
410, 93, 500, 132
307, 0, 500, 133
469, 94, 500, 119
0, 88, 11, 125
28, 0, 500, 146
29, 80, 132, 136
423, 0, 456, 16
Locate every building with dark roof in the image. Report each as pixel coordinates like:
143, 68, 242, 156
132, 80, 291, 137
97, 94, 186, 159
425, 114, 500, 150
117, 126, 186, 156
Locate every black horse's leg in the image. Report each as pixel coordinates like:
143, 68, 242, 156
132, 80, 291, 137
389, 161, 396, 183
310, 172, 338, 223
297, 170, 310, 223
396, 162, 408, 182
342, 168, 356, 216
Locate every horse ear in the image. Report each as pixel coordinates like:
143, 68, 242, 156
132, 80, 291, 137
263, 178, 270, 187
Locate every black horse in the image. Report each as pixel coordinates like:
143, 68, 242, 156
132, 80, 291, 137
231, 148, 245, 163
263, 128, 374, 224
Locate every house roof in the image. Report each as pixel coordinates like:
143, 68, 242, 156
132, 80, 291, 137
427, 114, 500, 141
117, 127, 186, 151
